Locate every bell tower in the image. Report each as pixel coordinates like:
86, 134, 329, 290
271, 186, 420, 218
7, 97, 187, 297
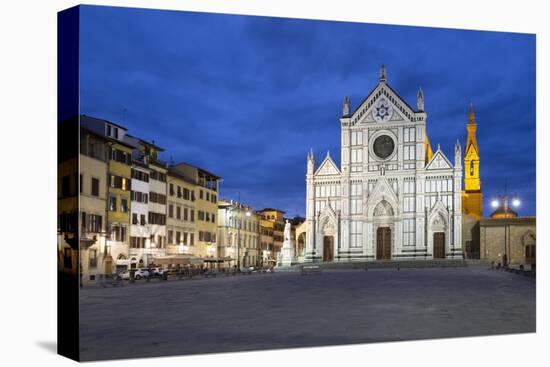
462, 103, 482, 219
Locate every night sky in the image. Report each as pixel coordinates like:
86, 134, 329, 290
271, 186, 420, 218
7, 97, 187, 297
79, 5, 536, 218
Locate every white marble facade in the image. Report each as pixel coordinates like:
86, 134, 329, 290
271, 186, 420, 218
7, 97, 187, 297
304, 66, 463, 262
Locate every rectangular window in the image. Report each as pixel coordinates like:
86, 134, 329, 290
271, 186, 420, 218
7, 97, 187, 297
89, 249, 97, 268
87, 214, 102, 233
351, 131, 363, 146
351, 148, 363, 163
190, 210, 195, 222
206, 192, 210, 201
140, 214, 146, 225
91, 177, 99, 196
148, 212, 166, 225
61, 175, 71, 197
351, 182, 362, 196
168, 230, 173, 244
111, 225, 127, 242
169, 204, 174, 218
132, 213, 138, 225
121, 198, 129, 213
176, 231, 181, 244
404, 127, 416, 143
351, 199, 362, 214
199, 190, 204, 199
169, 183, 174, 196
404, 196, 415, 212
131, 169, 149, 182
109, 196, 116, 211
190, 233, 194, 246
212, 213, 216, 223
206, 212, 210, 222
403, 219, 415, 246
176, 206, 181, 220
80, 212, 87, 233
183, 208, 188, 221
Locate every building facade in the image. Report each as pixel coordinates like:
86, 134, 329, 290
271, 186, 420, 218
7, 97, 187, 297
480, 211, 536, 267
81, 116, 134, 272
166, 166, 197, 256
167, 163, 220, 258
305, 66, 463, 262
79, 127, 109, 281
147, 159, 168, 259
218, 200, 261, 268
125, 135, 168, 267
258, 208, 286, 265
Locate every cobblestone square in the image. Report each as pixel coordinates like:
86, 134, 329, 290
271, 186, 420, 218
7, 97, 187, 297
79, 266, 535, 361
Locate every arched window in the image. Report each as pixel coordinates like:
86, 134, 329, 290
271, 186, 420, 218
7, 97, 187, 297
470, 161, 474, 176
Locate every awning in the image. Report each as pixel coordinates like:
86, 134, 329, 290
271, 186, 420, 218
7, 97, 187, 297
153, 255, 203, 265
203, 256, 233, 263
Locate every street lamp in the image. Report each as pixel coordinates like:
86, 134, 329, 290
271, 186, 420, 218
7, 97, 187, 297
147, 241, 156, 267
235, 192, 251, 272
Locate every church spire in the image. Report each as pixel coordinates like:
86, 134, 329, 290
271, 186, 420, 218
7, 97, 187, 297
468, 101, 475, 124
307, 148, 315, 175
417, 87, 424, 111
379, 64, 387, 82
342, 96, 351, 117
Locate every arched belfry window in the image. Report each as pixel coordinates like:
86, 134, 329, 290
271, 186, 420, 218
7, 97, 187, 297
470, 161, 474, 176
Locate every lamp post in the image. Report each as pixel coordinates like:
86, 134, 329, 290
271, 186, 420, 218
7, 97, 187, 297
491, 193, 520, 268
235, 192, 251, 272
146, 241, 156, 267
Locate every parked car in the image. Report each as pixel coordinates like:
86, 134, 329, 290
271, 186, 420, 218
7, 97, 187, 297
119, 269, 150, 280
148, 267, 169, 277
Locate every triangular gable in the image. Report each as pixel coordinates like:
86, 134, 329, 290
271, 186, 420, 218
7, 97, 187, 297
349, 82, 417, 125
366, 176, 399, 211
314, 155, 341, 176
425, 150, 453, 170
428, 199, 449, 221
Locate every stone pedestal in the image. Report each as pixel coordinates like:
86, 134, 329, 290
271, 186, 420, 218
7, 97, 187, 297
280, 239, 295, 266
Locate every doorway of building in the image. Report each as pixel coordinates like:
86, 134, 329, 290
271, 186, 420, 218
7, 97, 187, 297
323, 236, 334, 262
433, 232, 445, 259
376, 227, 391, 260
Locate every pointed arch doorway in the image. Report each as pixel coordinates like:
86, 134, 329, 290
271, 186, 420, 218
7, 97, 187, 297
323, 236, 334, 262
433, 232, 445, 259
376, 227, 391, 260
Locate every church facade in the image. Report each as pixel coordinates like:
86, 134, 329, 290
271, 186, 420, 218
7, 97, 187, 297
304, 66, 463, 262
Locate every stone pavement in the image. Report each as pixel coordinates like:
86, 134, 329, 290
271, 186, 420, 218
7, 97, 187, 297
79, 266, 535, 361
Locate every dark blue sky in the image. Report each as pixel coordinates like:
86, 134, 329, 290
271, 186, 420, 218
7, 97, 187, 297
79, 5, 536, 217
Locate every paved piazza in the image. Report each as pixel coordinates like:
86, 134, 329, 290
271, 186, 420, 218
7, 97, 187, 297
79, 266, 535, 361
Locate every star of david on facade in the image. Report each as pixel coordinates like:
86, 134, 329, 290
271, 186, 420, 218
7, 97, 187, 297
375, 103, 390, 120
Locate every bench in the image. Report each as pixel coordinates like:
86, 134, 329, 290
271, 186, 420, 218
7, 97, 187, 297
301, 265, 322, 275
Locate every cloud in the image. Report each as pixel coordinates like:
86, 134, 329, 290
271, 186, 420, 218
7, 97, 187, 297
79, 5, 536, 216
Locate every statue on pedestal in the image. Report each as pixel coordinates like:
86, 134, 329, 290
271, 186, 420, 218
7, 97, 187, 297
279, 219, 295, 267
